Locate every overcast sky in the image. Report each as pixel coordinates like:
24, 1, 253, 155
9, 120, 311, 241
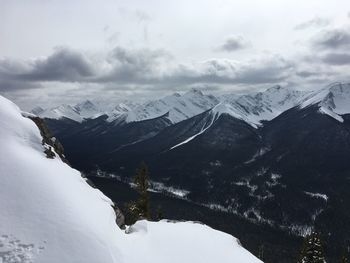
1, 0, 350, 109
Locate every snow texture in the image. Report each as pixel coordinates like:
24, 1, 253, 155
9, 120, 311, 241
0, 95, 262, 263
300, 82, 350, 122
220, 85, 309, 127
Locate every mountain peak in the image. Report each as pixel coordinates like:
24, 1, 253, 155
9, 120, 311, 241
299, 82, 350, 122
30, 106, 44, 115
75, 100, 96, 110
185, 88, 204, 96
211, 103, 260, 128
265, 85, 282, 92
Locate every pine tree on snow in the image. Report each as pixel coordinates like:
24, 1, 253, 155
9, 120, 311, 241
298, 231, 326, 263
126, 162, 151, 224
340, 251, 349, 263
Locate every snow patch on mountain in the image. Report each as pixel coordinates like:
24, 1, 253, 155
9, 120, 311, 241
170, 111, 217, 150
304, 191, 328, 201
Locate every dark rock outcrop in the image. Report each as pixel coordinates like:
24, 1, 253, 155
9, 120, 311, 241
27, 116, 69, 164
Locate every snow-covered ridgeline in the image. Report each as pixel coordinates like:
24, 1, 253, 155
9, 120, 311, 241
0, 95, 261, 263
299, 82, 350, 122
33, 82, 350, 126
33, 84, 311, 126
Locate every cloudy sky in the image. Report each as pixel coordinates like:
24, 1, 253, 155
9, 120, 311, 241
1, 0, 350, 110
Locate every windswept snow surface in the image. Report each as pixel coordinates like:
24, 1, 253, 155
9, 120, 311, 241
0, 95, 262, 263
124, 220, 261, 263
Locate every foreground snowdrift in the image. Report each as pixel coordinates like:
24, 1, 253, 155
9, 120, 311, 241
0, 95, 261, 263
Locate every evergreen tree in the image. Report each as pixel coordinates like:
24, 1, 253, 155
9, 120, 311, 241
298, 232, 326, 263
258, 244, 265, 261
126, 162, 151, 224
340, 250, 349, 263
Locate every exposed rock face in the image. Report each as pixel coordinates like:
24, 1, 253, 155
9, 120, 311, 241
114, 204, 126, 229
27, 116, 69, 164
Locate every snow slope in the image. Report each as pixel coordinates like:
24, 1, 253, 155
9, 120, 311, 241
108, 88, 219, 124
0, 95, 262, 263
300, 82, 350, 122
74, 100, 103, 119
36, 104, 83, 122
123, 220, 261, 263
34, 100, 103, 122
221, 85, 308, 127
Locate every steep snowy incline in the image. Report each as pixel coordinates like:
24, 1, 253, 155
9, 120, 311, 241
0, 95, 262, 263
0, 95, 122, 262
300, 82, 350, 122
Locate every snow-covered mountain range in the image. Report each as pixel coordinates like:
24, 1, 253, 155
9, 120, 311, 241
0, 95, 262, 262
31, 85, 306, 125
33, 83, 350, 128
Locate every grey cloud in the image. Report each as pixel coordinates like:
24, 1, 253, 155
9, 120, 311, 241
0, 46, 294, 92
216, 36, 251, 52
313, 28, 350, 49
294, 17, 330, 30
0, 47, 95, 84
99, 46, 171, 83
20, 47, 95, 82
0, 79, 43, 92
163, 56, 294, 86
296, 70, 319, 78
321, 53, 350, 65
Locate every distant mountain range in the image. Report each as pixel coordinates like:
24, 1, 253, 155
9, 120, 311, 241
38, 82, 350, 260
32, 85, 310, 125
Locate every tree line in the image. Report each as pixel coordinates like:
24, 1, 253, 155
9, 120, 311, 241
124, 162, 349, 263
